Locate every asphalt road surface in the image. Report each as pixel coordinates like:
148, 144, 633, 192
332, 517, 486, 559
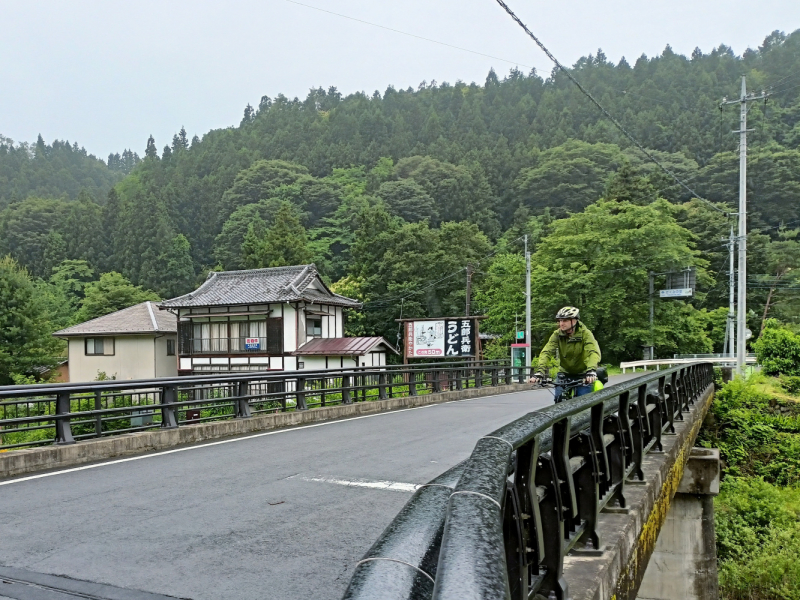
0, 379, 634, 600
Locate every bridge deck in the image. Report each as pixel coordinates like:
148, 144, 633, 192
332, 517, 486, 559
0, 386, 573, 600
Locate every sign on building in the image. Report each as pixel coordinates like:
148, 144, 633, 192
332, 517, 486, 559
405, 318, 477, 358
245, 337, 261, 350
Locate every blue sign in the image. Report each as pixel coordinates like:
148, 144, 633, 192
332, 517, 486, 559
245, 337, 261, 350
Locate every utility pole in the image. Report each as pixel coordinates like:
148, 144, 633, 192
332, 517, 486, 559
465, 263, 472, 316
721, 76, 769, 375
649, 271, 655, 360
728, 225, 736, 358
525, 235, 531, 374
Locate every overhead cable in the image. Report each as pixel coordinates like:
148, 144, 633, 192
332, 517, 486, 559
492, 0, 727, 215
284, 0, 533, 70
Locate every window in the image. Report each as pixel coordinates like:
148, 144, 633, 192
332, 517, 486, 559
85, 337, 114, 356
166, 339, 176, 356
307, 319, 322, 338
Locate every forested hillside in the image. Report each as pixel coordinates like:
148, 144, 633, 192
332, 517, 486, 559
2, 29, 800, 379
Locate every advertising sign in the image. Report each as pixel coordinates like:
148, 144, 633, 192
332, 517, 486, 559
405, 318, 476, 358
245, 337, 261, 350
659, 288, 693, 298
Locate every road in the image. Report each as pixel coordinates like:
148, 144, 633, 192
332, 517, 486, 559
0, 380, 631, 600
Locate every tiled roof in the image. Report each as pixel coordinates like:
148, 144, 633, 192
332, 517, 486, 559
54, 302, 176, 337
158, 264, 360, 309
293, 337, 398, 356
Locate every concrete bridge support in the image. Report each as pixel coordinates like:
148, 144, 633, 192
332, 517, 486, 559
637, 448, 721, 600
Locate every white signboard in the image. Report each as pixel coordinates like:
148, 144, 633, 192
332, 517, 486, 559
659, 288, 693, 298
410, 321, 445, 357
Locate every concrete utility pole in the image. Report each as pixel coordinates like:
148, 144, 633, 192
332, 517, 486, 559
728, 225, 736, 358
721, 76, 769, 375
525, 235, 531, 373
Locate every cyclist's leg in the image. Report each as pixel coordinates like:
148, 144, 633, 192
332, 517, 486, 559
553, 384, 565, 403
553, 373, 568, 403
574, 385, 593, 397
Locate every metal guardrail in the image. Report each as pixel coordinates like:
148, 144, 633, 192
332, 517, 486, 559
343, 362, 715, 600
0, 360, 518, 451
620, 357, 756, 373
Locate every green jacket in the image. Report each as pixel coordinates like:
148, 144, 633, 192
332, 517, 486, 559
536, 322, 601, 375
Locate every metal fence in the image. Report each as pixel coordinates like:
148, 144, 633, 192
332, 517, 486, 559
0, 360, 518, 451
343, 362, 715, 600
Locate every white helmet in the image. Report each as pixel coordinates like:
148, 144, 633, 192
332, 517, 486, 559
555, 306, 580, 320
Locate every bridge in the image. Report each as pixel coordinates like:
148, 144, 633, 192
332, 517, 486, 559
0, 362, 716, 600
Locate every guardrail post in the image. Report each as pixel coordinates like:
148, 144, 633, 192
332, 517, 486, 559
161, 385, 178, 428
378, 373, 388, 400
55, 392, 75, 445
296, 377, 307, 410
94, 390, 103, 438
491, 365, 499, 387
235, 381, 252, 418
341, 374, 352, 404
475, 364, 483, 388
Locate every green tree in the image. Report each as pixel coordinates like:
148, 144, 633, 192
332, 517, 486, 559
377, 179, 438, 223
0, 256, 60, 384
529, 199, 711, 361
242, 202, 312, 268
157, 234, 195, 299
74, 271, 159, 323
473, 252, 526, 352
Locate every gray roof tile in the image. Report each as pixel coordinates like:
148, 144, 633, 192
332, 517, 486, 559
54, 302, 176, 337
158, 264, 360, 309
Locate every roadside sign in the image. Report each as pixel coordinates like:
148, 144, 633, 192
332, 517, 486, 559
659, 288, 693, 298
516, 331, 525, 340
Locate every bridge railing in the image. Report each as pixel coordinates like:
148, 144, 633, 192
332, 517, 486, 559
343, 362, 715, 600
0, 360, 520, 451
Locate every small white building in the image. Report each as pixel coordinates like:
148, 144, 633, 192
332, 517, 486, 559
53, 302, 178, 382
159, 264, 396, 375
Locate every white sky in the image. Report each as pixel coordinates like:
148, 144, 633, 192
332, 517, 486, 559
2, 0, 799, 159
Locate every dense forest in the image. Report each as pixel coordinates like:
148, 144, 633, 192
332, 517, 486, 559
2, 29, 800, 382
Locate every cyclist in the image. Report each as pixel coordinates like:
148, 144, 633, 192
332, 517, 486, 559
529, 306, 602, 400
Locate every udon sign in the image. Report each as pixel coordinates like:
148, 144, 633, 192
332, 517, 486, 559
405, 318, 477, 358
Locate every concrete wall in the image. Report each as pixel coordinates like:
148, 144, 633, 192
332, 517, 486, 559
637, 448, 720, 600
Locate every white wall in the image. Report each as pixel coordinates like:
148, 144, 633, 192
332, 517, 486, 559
284, 304, 298, 352
154, 335, 178, 378
68, 336, 163, 382
67, 335, 178, 382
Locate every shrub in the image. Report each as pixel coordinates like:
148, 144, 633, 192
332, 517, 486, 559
716, 477, 800, 600
753, 321, 800, 376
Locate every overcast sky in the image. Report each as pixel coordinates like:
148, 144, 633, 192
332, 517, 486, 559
2, 0, 799, 159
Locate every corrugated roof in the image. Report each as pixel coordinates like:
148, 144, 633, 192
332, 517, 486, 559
158, 264, 360, 309
54, 302, 177, 337
293, 337, 398, 356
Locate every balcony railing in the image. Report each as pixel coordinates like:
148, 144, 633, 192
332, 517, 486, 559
183, 337, 281, 355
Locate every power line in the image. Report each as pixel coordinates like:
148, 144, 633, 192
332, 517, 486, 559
284, 0, 533, 70
491, 0, 727, 215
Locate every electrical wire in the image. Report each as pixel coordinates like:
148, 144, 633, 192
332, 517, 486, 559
491, 0, 728, 215
284, 0, 533, 70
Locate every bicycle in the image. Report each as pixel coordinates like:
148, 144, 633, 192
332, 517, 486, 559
532, 369, 607, 403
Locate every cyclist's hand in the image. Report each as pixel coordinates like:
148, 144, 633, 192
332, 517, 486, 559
528, 374, 543, 385
584, 370, 597, 385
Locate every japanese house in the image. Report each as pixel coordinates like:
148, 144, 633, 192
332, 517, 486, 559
158, 264, 396, 375
53, 301, 178, 382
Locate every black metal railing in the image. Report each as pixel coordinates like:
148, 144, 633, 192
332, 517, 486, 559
343, 362, 715, 600
0, 360, 520, 451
